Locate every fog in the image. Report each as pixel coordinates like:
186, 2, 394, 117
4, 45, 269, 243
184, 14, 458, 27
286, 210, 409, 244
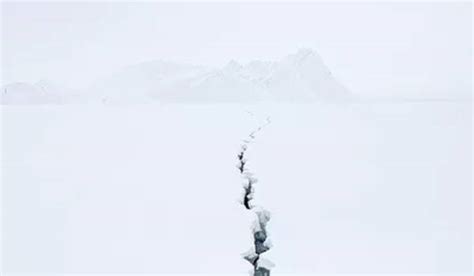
1, 2, 471, 99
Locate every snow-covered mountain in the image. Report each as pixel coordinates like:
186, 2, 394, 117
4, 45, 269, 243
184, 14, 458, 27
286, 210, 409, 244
1, 49, 351, 104
1, 80, 84, 104
1, 82, 52, 104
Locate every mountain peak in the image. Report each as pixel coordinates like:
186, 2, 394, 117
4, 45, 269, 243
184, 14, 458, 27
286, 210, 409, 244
224, 60, 242, 71
286, 48, 321, 64
295, 48, 315, 57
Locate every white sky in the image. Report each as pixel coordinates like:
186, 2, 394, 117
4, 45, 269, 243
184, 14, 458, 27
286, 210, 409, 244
1, 1, 472, 98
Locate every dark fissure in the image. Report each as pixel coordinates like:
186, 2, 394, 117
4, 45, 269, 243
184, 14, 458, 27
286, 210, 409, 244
237, 116, 273, 276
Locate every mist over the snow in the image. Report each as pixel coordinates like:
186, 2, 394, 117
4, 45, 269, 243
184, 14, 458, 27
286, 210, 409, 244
1, 2, 472, 100
1, 2, 472, 276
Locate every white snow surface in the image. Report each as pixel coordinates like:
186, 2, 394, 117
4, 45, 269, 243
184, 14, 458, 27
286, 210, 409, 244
1, 102, 471, 273
1, 49, 350, 104
257, 257, 275, 270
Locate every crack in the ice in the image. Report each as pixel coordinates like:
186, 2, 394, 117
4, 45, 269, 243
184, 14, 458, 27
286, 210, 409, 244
237, 114, 273, 276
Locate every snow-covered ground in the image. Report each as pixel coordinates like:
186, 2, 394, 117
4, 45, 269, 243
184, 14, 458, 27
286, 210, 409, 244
2, 274, 469, 276
1, 101, 471, 274
4, 273, 471, 276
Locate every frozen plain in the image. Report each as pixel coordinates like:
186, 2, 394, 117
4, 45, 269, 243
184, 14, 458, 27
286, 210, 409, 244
1, 101, 471, 274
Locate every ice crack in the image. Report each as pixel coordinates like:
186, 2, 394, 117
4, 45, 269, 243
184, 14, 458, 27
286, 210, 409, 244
237, 114, 273, 276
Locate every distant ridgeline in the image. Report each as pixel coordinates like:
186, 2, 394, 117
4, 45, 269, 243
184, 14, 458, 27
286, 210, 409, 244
1, 49, 351, 104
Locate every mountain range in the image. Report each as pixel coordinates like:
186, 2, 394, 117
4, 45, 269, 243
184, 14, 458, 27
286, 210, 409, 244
1, 49, 351, 104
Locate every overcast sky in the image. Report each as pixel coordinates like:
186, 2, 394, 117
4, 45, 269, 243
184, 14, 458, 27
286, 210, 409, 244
1, 2, 472, 98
